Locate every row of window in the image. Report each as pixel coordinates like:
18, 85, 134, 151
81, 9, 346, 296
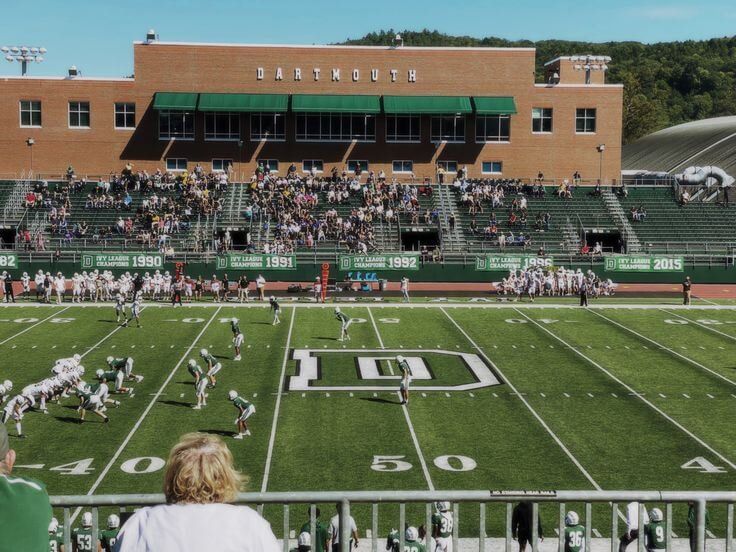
17, 101, 598, 137
165, 158, 504, 175
20, 100, 136, 129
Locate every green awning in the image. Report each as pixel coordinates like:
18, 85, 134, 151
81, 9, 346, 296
291, 94, 381, 114
383, 96, 472, 114
198, 93, 288, 112
152, 92, 198, 110
473, 97, 517, 115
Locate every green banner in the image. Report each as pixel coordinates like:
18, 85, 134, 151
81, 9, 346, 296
81, 253, 164, 270
475, 255, 554, 271
216, 254, 296, 271
604, 255, 684, 272
0, 253, 19, 270
339, 254, 420, 271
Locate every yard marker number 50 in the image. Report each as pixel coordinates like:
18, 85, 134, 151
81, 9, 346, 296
371, 454, 476, 473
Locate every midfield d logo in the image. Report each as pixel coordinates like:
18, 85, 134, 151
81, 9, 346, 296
287, 349, 503, 392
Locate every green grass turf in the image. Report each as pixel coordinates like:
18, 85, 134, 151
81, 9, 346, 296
1, 302, 735, 540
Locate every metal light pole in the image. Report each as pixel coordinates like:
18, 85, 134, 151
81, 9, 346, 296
237, 140, 244, 183
597, 144, 606, 184
1, 45, 46, 75
26, 137, 35, 176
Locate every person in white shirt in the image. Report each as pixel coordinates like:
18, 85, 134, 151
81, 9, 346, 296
619, 501, 649, 552
256, 274, 266, 301
328, 502, 359, 551
400, 277, 410, 303
54, 273, 66, 304
115, 432, 279, 552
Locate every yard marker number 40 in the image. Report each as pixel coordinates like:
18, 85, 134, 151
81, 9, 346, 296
372, 454, 477, 473
681, 457, 726, 474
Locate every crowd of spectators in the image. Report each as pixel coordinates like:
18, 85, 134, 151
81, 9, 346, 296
23, 163, 228, 252
245, 162, 434, 253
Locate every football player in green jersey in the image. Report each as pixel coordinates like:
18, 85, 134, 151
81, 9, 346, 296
231, 318, 244, 361
397, 355, 412, 405
299, 507, 330, 552
335, 307, 351, 341
96, 368, 133, 396
72, 511, 96, 552
188, 360, 208, 410
228, 389, 255, 439
644, 508, 666, 551
564, 511, 585, 552
432, 501, 453, 551
270, 296, 281, 325
199, 348, 222, 388
75, 384, 109, 424
98, 514, 120, 552
404, 527, 426, 552
90, 374, 121, 408
386, 528, 400, 552
106, 356, 143, 383
48, 517, 64, 552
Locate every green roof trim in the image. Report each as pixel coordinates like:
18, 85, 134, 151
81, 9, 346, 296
473, 97, 517, 115
383, 96, 472, 114
291, 94, 381, 113
198, 93, 288, 112
152, 92, 198, 110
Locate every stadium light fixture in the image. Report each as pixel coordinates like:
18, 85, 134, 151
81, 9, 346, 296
1, 45, 46, 75
597, 144, 606, 184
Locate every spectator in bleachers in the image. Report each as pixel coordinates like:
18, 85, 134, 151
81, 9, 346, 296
115, 432, 279, 551
0, 422, 53, 551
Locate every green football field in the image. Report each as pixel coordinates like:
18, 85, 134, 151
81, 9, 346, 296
2, 300, 736, 540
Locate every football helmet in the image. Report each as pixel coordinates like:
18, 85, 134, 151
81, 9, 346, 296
650, 508, 663, 522
565, 511, 579, 526
228, 390, 238, 400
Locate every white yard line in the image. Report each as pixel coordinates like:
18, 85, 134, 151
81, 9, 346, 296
71, 306, 223, 522
588, 309, 736, 388
367, 307, 434, 490
514, 308, 736, 471
261, 307, 296, 492
440, 306, 603, 491
660, 309, 736, 343
0, 306, 71, 346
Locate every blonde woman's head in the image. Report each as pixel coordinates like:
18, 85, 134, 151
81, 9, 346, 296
163, 432, 244, 504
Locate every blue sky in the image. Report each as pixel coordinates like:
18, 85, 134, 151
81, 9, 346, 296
2, 0, 735, 77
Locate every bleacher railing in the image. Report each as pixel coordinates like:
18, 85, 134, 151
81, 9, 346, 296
48, 490, 731, 552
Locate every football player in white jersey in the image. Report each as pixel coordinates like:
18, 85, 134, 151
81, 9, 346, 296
34, 269, 45, 301
0, 380, 12, 404
142, 272, 152, 298
115, 293, 128, 324
2, 394, 32, 437
20, 272, 31, 300
72, 273, 83, 303
123, 299, 142, 328
54, 272, 66, 304
152, 270, 162, 300
163, 271, 172, 296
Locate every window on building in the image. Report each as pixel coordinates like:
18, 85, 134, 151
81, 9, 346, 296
68, 101, 90, 128
392, 160, 414, 174
347, 160, 368, 173
386, 115, 420, 142
212, 159, 233, 172
19, 100, 41, 127
302, 160, 324, 173
532, 108, 553, 133
430, 115, 465, 143
437, 161, 458, 174
482, 161, 503, 174
575, 108, 597, 133
205, 112, 240, 141
114, 103, 135, 129
166, 158, 187, 172
296, 114, 375, 141
475, 115, 510, 142
159, 110, 194, 140
256, 159, 279, 173
251, 113, 285, 141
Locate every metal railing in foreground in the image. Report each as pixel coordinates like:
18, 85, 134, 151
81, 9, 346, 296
49, 490, 733, 552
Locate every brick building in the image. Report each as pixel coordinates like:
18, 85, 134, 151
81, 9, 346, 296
0, 37, 622, 182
